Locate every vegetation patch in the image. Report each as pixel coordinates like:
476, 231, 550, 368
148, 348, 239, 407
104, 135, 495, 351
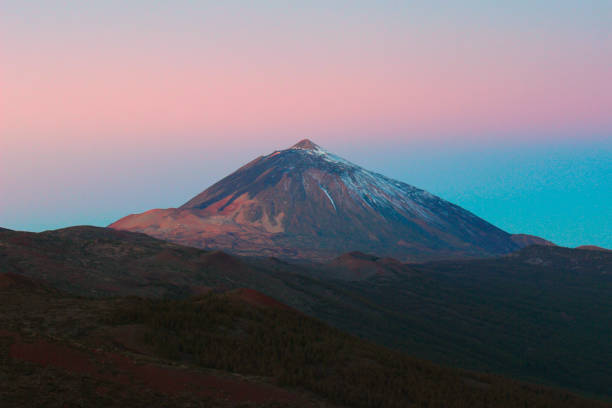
108, 294, 611, 408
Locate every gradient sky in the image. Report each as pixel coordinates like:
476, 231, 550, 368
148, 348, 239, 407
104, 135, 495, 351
2, 1, 611, 248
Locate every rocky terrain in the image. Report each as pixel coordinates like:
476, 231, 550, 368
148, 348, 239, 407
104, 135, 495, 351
2, 225, 611, 401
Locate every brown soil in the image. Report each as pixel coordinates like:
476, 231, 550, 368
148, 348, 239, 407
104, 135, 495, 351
7, 335, 302, 405
227, 288, 294, 311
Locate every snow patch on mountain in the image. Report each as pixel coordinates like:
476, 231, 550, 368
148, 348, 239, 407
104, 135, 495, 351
319, 185, 337, 211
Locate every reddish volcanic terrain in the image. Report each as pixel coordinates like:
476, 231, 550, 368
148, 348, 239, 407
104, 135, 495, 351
327, 251, 408, 280
510, 234, 556, 247
0, 226, 303, 298
576, 245, 611, 252
2, 272, 609, 408
111, 140, 530, 261
226, 287, 295, 311
0, 274, 324, 407
2, 225, 612, 404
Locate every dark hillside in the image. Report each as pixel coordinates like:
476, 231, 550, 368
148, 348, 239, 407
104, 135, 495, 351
1, 274, 608, 408
2, 227, 612, 400
341, 245, 612, 396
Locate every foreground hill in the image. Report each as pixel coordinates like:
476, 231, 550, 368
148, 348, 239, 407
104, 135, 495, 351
0, 226, 306, 299
1, 226, 611, 399
110, 140, 522, 261
1, 273, 609, 408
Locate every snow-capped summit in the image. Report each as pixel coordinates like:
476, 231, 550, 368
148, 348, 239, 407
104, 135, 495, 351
110, 140, 520, 261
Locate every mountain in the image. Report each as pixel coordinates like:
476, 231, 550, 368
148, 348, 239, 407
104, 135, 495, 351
111, 139, 522, 261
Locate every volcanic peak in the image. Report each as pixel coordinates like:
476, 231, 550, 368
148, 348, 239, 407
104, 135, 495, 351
110, 139, 524, 261
290, 139, 320, 151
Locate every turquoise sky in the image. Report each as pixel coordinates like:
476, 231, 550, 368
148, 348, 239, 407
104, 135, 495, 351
2, 137, 610, 248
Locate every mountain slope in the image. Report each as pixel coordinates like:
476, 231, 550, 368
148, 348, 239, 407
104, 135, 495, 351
0, 226, 303, 299
342, 245, 612, 396
510, 233, 556, 247
2, 272, 609, 408
2, 226, 612, 399
111, 140, 520, 261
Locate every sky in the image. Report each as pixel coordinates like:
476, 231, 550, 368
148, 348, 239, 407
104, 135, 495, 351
2, 1, 611, 248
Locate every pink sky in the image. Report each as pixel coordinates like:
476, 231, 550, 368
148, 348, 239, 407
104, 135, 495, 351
3, 3, 611, 146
